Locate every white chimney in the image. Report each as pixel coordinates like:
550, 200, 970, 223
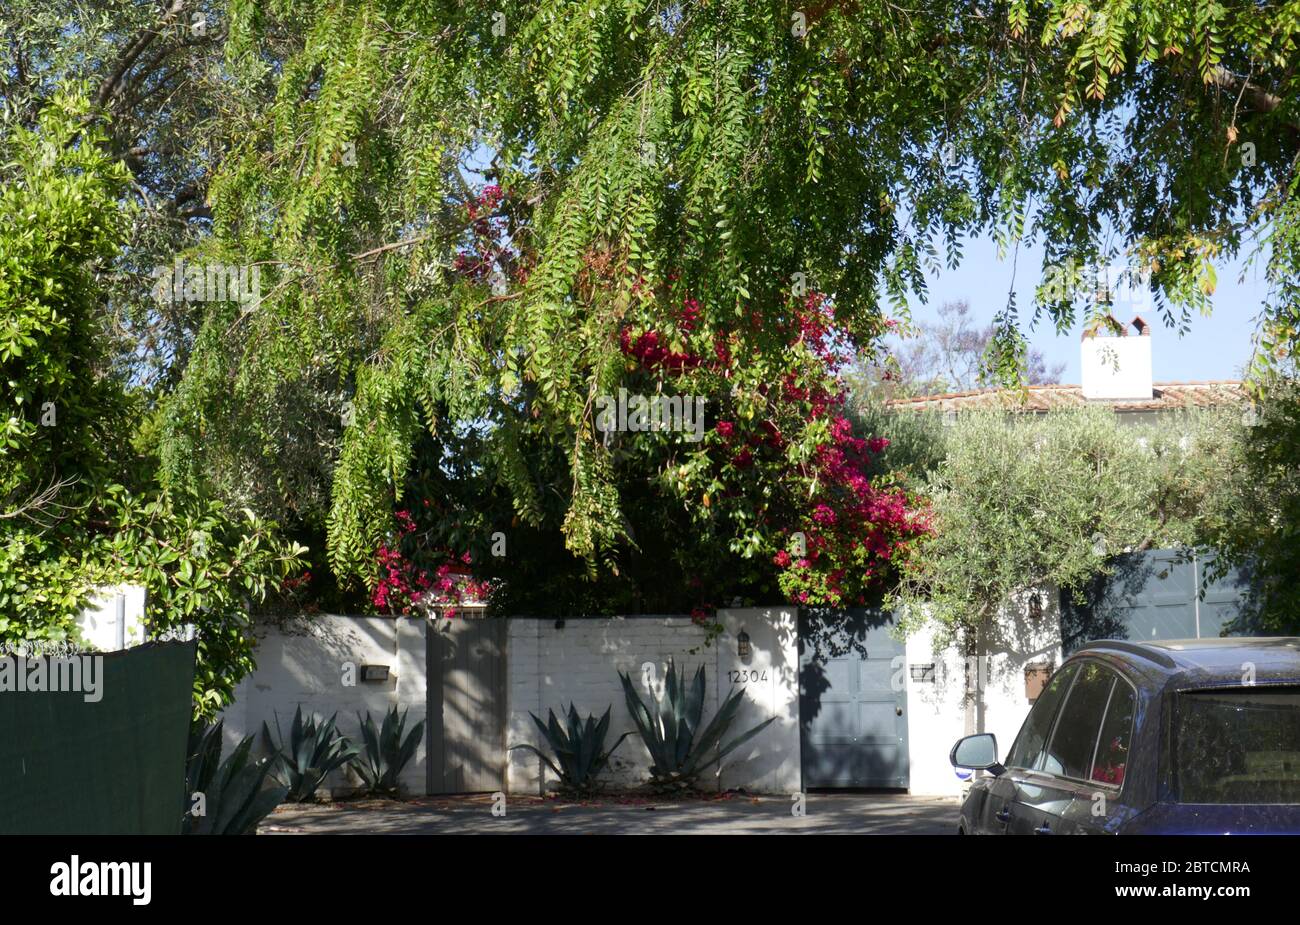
1080, 316, 1153, 401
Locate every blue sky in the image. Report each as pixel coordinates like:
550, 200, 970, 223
900, 234, 1271, 384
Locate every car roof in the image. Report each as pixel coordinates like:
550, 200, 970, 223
1072, 637, 1300, 689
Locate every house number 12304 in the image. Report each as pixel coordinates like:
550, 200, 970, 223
728, 669, 768, 684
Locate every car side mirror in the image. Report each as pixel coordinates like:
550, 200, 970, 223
950, 733, 1005, 776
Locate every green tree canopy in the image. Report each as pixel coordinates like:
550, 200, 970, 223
6, 1, 1298, 617
889, 405, 1240, 649
0, 90, 306, 715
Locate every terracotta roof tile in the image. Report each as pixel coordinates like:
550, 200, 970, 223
886, 381, 1246, 413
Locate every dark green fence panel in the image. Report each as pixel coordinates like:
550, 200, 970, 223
0, 640, 195, 834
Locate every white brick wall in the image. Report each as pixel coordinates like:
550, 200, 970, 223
222, 608, 802, 798
221, 615, 428, 797
506, 608, 800, 795
904, 587, 1064, 796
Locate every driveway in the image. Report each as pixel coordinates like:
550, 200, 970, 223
262, 792, 959, 834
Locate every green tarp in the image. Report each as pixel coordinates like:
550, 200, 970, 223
0, 640, 195, 834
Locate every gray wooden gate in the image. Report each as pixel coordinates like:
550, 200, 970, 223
799, 609, 909, 789
1060, 548, 1251, 654
427, 616, 508, 793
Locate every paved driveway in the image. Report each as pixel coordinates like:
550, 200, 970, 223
263, 792, 959, 834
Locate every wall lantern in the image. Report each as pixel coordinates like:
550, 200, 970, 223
910, 663, 936, 683
1028, 594, 1043, 621
360, 664, 391, 682
736, 630, 751, 660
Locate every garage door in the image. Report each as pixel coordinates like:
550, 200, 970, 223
1060, 548, 1250, 653
799, 609, 908, 789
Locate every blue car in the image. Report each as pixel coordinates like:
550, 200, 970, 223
949, 638, 1300, 834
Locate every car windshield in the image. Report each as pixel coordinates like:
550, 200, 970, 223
1174, 686, 1300, 805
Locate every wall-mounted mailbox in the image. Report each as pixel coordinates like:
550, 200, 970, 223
910, 663, 936, 683
360, 664, 391, 682
1024, 662, 1052, 702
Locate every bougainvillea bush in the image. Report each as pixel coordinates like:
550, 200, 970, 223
332, 178, 932, 618
612, 283, 931, 613
370, 508, 492, 616
354, 185, 932, 617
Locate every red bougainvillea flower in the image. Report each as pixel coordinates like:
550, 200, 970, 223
370, 513, 492, 615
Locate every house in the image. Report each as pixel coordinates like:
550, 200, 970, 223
886, 315, 1246, 421
77, 319, 1256, 802
825, 316, 1253, 797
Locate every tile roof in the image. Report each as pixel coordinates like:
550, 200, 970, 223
886, 381, 1247, 413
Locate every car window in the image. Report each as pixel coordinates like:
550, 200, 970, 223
1090, 676, 1135, 787
1040, 662, 1115, 779
1174, 687, 1300, 804
1006, 663, 1077, 770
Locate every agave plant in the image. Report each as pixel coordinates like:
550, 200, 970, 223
509, 704, 632, 796
354, 705, 426, 797
182, 720, 288, 835
619, 661, 776, 792
261, 705, 360, 802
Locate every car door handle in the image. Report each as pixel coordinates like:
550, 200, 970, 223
995, 809, 1010, 823
1033, 822, 1052, 835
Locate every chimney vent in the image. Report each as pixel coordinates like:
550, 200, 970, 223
1081, 321, 1153, 401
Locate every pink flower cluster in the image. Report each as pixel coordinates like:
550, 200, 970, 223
698, 290, 931, 606
679, 298, 701, 333
618, 328, 703, 373
372, 541, 433, 615
371, 511, 492, 616
451, 184, 514, 285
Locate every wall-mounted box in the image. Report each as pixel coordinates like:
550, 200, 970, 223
1024, 662, 1053, 702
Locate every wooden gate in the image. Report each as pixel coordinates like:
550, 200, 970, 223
799, 609, 909, 789
1060, 549, 1251, 653
427, 616, 508, 793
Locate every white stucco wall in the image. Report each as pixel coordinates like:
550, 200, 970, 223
216, 599, 1051, 801
716, 607, 800, 793
903, 588, 1064, 796
217, 608, 797, 799
506, 607, 800, 795
76, 585, 147, 651
221, 615, 428, 797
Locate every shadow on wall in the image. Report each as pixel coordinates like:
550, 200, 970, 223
1058, 549, 1254, 654
226, 616, 426, 798
797, 607, 895, 728
1059, 554, 1160, 653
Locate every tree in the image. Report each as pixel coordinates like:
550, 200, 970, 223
8, 2, 1298, 618
1, 0, 252, 393
0, 89, 135, 624
889, 405, 1236, 728
152, 0, 1299, 612
1202, 374, 1300, 635
0, 91, 306, 716
863, 300, 1067, 400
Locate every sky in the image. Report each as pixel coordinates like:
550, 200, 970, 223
899, 234, 1272, 385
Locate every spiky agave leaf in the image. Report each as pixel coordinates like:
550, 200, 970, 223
183, 722, 287, 835
509, 703, 630, 794
621, 662, 776, 790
